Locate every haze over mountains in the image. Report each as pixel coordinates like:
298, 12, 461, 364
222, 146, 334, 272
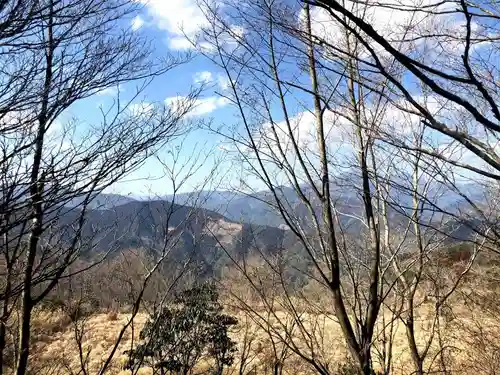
60, 197, 289, 277
55, 176, 495, 279
75, 175, 488, 227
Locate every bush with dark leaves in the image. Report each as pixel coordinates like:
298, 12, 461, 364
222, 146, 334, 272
127, 283, 237, 375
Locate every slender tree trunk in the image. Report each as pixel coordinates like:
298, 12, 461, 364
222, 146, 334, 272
0, 213, 16, 375
345, 21, 380, 375
0, 312, 7, 375
0, 269, 12, 375
15, 4, 54, 374
16, 95, 46, 375
405, 283, 424, 375
406, 136, 425, 375
15, 106, 46, 375
304, 3, 370, 372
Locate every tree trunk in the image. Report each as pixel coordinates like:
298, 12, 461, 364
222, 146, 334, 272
0, 317, 6, 375
406, 312, 424, 375
15, 296, 34, 375
15, 4, 53, 374
0, 276, 12, 375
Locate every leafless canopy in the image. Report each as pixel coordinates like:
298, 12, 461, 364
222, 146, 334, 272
194, 0, 499, 373
0, 1, 201, 374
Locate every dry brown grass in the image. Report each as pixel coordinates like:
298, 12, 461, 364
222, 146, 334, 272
27, 311, 148, 375
19, 298, 500, 375
106, 310, 119, 322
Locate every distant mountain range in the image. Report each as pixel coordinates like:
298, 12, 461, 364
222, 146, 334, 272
58, 199, 289, 277
53, 177, 497, 279
60, 177, 493, 256
76, 177, 489, 229
164, 189, 296, 227
65, 194, 137, 210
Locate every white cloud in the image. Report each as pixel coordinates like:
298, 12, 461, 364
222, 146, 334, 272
95, 85, 122, 96
193, 71, 232, 91
193, 71, 214, 84
138, 0, 244, 51
0, 110, 32, 132
131, 15, 145, 31
303, 0, 479, 62
168, 36, 194, 50
165, 96, 229, 117
251, 96, 480, 174
139, 0, 209, 36
255, 110, 353, 162
190, 97, 229, 116
229, 109, 356, 185
129, 102, 155, 117
138, 0, 210, 49
216, 74, 230, 90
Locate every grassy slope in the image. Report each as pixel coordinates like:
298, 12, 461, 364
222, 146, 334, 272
25, 298, 500, 375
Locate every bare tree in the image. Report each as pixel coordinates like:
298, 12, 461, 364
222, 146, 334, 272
0, 1, 203, 374
193, 1, 396, 372
305, 0, 500, 178
192, 0, 498, 373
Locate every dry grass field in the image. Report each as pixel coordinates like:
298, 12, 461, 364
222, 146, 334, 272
20, 295, 500, 375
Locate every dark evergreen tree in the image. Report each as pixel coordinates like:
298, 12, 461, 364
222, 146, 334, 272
127, 283, 237, 375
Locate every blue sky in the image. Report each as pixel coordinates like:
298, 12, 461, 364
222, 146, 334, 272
62, 1, 242, 197
63, 0, 496, 197
69, 0, 319, 197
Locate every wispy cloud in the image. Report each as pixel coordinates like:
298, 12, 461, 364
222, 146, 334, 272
131, 15, 145, 31
216, 74, 230, 90
193, 71, 213, 84
137, 0, 209, 49
168, 36, 193, 50
193, 71, 232, 92
128, 102, 154, 117
95, 86, 120, 96
165, 96, 229, 117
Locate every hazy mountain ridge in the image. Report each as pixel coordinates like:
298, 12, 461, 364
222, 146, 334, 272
58, 199, 288, 276
67, 170, 489, 229
64, 193, 137, 210
59, 178, 492, 268
161, 177, 489, 228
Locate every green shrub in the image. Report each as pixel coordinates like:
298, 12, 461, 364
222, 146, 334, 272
126, 283, 237, 375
